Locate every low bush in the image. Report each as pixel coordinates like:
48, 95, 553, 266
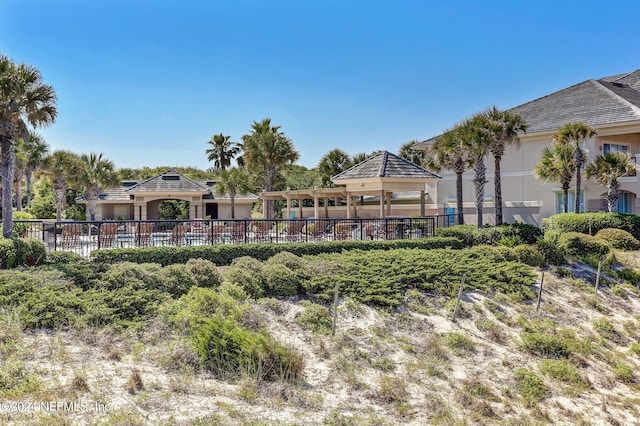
159, 264, 198, 297
46, 251, 84, 264
224, 256, 266, 298
0, 237, 46, 268
513, 244, 545, 267
558, 232, 610, 258
543, 212, 640, 240
100, 262, 163, 291
538, 359, 587, 389
535, 234, 566, 266
295, 301, 332, 334
519, 332, 572, 359
186, 258, 222, 288
514, 368, 548, 407
193, 314, 303, 382
594, 228, 640, 250
263, 263, 299, 297
434, 225, 478, 247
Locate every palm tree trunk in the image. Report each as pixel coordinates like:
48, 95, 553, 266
25, 169, 33, 208
1, 137, 14, 237
575, 167, 582, 213
562, 184, 570, 214
607, 180, 620, 213
86, 185, 99, 221
456, 171, 464, 225
473, 160, 487, 228
54, 180, 65, 221
14, 172, 23, 212
494, 155, 503, 225
230, 191, 236, 219
264, 167, 275, 219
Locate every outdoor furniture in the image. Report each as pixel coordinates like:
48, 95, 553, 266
310, 220, 329, 242
230, 222, 247, 243
137, 222, 154, 247
286, 220, 305, 242
61, 223, 83, 250
209, 222, 226, 244
333, 221, 353, 240
99, 223, 118, 248
170, 225, 188, 246
254, 220, 273, 243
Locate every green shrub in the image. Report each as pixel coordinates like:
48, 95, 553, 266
159, 264, 198, 297
46, 251, 83, 264
538, 359, 587, 389
558, 232, 610, 258
544, 212, 640, 240
613, 363, 635, 383
163, 287, 246, 332
10, 212, 35, 238
263, 263, 299, 297
594, 228, 640, 250
443, 332, 475, 355
536, 235, 566, 266
100, 262, 163, 291
514, 368, 548, 407
513, 244, 545, 267
295, 302, 332, 334
434, 225, 478, 247
0, 239, 16, 269
193, 315, 303, 382
224, 256, 266, 298
265, 251, 307, 271
519, 332, 572, 358
500, 223, 543, 244
186, 258, 222, 288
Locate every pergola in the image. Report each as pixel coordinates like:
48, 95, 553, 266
261, 151, 441, 218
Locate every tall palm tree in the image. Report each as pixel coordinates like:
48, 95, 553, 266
22, 132, 49, 209
78, 152, 119, 221
351, 152, 369, 165
242, 118, 299, 218
586, 151, 637, 213
398, 140, 425, 166
554, 122, 596, 213
0, 56, 57, 236
40, 150, 80, 221
318, 148, 352, 187
206, 133, 242, 171
424, 128, 470, 225
215, 167, 254, 219
462, 114, 491, 228
484, 106, 528, 225
534, 143, 576, 213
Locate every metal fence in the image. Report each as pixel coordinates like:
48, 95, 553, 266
14, 215, 456, 258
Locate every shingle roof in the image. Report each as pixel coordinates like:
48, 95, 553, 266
125, 169, 211, 193
332, 150, 440, 181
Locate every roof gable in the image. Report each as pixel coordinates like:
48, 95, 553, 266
125, 169, 211, 193
332, 150, 440, 181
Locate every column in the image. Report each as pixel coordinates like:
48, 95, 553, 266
379, 191, 385, 218
420, 190, 426, 216
346, 194, 352, 219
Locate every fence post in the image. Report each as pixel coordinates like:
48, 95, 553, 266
536, 271, 545, 312
332, 283, 339, 336
594, 258, 602, 295
451, 274, 466, 322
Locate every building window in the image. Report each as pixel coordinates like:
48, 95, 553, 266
603, 143, 629, 154
555, 191, 584, 214
617, 192, 632, 213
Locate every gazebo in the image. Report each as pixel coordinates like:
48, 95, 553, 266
261, 151, 441, 218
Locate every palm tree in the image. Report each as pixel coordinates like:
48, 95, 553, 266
206, 133, 242, 171
484, 106, 528, 225
586, 151, 637, 213
22, 132, 49, 209
351, 152, 369, 165
424, 128, 469, 225
398, 140, 425, 165
13, 137, 27, 211
78, 152, 119, 221
242, 118, 299, 218
462, 115, 491, 228
534, 143, 576, 213
0, 56, 57, 237
318, 148, 352, 187
554, 122, 597, 213
40, 150, 80, 221
215, 167, 254, 219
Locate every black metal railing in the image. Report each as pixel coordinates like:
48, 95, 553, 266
14, 214, 456, 258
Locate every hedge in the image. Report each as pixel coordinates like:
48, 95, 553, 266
557, 232, 611, 258
91, 237, 464, 266
594, 228, 640, 250
434, 223, 543, 247
543, 212, 640, 240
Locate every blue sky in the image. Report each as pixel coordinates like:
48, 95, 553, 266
1, 1, 639, 170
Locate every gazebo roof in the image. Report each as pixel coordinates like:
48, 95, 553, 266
125, 169, 211, 193
332, 150, 440, 181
